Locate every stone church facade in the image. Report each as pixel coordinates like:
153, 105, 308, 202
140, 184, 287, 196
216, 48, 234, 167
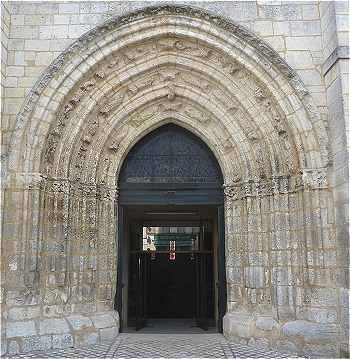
1, 1, 349, 357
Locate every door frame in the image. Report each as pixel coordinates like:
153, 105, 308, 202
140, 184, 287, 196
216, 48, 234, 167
114, 201, 226, 332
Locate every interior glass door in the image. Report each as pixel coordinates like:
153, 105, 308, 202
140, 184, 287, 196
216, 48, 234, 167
127, 222, 214, 330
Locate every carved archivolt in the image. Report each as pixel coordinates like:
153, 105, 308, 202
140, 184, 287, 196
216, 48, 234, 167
4, 6, 330, 212
6, 6, 329, 185
39, 34, 308, 186
223, 167, 328, 201
15, 4, 309, 120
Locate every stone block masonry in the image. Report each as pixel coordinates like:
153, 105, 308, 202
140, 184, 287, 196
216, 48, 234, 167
4, 311, 119, 355
1, 2, 349, 358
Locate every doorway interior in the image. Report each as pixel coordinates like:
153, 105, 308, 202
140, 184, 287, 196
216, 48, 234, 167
117, 205, 225, 333
114, 123, 226, 333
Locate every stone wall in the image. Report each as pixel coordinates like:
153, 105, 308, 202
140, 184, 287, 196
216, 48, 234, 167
320, 2, 349, 357
5, 311, 118, 355
1, 2, 10, 116
1, 2, 349, 358
223, 179, 340, 357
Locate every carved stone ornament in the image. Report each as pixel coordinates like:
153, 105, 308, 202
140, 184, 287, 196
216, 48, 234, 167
40, 176, 118, 202
99, 102, 114, 117
38, 29, 316, 178
43, 71, 106, 168
17, 4, 314, 135
183, 105, 212, 123
223, 184, 237, 199
220, 137, 235, 153
301, 168, 328, 189
236, 118, 259, 142
108, 127, 130, 153
254, 87, 267, 102
229, 169, 241, 183
221, 168, 327, 200
97, 185, 118, 201
40, 177, 70, 195
167, 85, 176, 101
101, 157, 112, 183
10, 5, 328, 214
128, 99, 212, 129
179, 72, 211, 94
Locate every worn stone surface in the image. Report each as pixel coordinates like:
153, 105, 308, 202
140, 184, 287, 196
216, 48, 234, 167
74, 331, 99, 347
249, 337, 270, 349
8, 307, 41, 321
22, 335, 52, 353
67, 315, 93, 331
255, 316, 279, 331
223, 312, 253, 338
99, 327, 119, 341
39, 319, 70, 335
1, 2, 349, 358
281, 320, 340, 343
91, 313, 117, 329
6, 321, 36, 338
52, 334, 74, 349
275, 340, 299, 355
7, 340, 20, 356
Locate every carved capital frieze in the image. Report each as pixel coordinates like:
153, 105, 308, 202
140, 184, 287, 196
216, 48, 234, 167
72, 182, 98, 198
97, 185, 119, 201
40, 177, 70, 194
223, 184, 238, 200
301, 168, 328, 190
223, 169, 328, 200
39, 177, 119, 201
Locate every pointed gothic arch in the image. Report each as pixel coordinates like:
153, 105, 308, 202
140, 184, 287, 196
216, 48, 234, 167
118, 123, 224, 203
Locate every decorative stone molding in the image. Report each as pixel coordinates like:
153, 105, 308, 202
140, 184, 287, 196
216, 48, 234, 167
48, 65, 300, 182
39, 177, 118, 201
223, 169, 328, 200
7, 5, 329, 180
322, 45, 350, 76
301, 168, 328, 190
40, 177, 70, 195
18, 5, 309, 123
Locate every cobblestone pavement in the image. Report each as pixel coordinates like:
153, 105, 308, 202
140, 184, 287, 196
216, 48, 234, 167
9, 334, 304, 359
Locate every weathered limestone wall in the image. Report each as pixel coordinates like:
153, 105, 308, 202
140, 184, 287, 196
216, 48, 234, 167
223, 179, 340, 357
2, 177, 119, 357
1, 2, 10, 116
320, 3, 349, 357
1, 2, 348, 358
1, 2, 11, 354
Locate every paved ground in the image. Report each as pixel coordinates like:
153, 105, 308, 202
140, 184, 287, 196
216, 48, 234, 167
9, 333, 303, 358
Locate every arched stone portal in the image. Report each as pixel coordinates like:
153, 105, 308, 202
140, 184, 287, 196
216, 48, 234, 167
2, 5, 342, 357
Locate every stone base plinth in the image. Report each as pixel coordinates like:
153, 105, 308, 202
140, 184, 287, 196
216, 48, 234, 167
4, 310, 119, 356
223, 312, 342, 358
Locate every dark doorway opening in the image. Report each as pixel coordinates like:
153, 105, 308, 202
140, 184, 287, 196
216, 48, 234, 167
118, 205, 223, 333
115, 124, 226, 333
148, 253, 197, 319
